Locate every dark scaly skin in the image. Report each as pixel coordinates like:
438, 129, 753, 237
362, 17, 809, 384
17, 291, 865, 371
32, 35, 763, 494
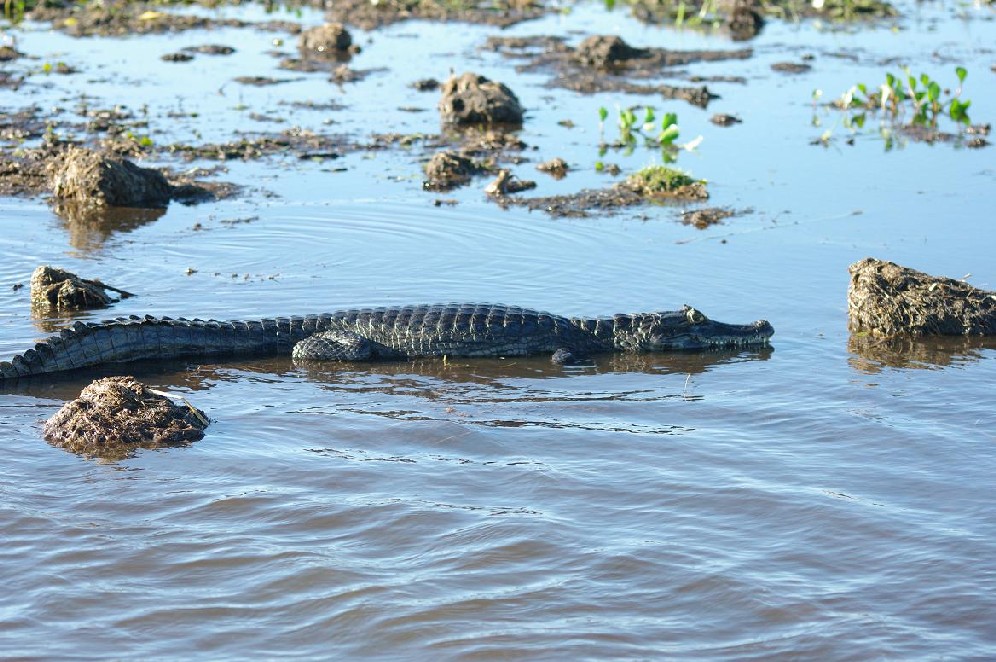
0, 303, 774, 379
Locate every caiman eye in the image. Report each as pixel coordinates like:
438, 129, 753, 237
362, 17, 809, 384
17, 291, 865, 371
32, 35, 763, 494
685, 307, 707, 324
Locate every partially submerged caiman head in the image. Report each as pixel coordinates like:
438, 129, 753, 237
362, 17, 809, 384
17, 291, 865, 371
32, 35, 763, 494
613, 305, 774, 351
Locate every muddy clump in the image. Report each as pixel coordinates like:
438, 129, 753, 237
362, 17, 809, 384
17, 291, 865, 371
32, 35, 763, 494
719, 0, 765, 40
438, 72, 525, 126
423, 150, 490, 190
299, 23, 356, 55
43, 376, 209, 460
848, 258, 996, 337
681, 207, 734, 228
537, 157, 569, 178
49, 146, 171, 208
485, 169, 537, 196
575, 35, 649, 68
30, 265, 133, 311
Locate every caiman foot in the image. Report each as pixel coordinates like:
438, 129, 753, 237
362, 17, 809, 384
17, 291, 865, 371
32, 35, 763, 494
292, 330, 374, 361
551, 348, 592, 366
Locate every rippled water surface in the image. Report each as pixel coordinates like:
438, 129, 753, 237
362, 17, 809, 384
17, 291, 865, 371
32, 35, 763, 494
2, 1, 995, 657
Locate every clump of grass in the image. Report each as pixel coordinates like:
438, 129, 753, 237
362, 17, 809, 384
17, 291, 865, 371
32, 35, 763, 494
624, 164, 708, 199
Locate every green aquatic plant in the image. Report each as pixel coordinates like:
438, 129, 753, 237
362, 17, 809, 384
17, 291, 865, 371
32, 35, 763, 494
598, 105, 696, 162
814, 66, 982, 147
836, 67, 972, 127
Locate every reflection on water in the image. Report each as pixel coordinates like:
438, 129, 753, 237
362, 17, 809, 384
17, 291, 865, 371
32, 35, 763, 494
847, 334, 996, 373
0, 348, 771, 400
52, 201, 166, 251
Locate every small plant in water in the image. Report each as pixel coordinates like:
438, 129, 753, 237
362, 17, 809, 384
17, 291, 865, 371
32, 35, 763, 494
835, 67, 973, 126
816, 66, 982, 147
597, 105, 699, 163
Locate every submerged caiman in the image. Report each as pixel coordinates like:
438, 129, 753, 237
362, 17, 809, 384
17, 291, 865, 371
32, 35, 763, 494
0, 303, 774, 379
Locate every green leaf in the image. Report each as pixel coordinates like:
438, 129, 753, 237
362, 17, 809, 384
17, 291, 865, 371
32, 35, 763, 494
659, 124, 680, 145
927, 82, 940, 102
598, 107, 608, 122
955, 66, 967, 84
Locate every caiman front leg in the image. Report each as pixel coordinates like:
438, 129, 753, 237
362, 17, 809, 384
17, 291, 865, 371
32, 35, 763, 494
291, 330, 404, 362
551, 347, 593, 366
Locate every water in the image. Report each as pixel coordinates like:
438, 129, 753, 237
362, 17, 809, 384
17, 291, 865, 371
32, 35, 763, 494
2, 1, 996, 657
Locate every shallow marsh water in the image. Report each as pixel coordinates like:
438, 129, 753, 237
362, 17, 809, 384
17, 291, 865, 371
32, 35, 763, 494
2, 1, 996, 657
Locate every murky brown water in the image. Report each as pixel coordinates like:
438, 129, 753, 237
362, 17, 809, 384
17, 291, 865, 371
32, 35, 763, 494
2, 1, 996, 656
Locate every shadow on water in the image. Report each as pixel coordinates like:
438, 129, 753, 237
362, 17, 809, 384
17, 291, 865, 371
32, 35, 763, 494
847, 334, 996, 373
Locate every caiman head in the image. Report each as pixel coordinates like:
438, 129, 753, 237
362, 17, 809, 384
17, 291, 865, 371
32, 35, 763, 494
614, 305, 774, 351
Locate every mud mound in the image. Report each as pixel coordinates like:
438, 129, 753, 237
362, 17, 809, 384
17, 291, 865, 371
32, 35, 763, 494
30, 265, 133, 311
48, 146, 171, 208
299, 23, 354, 55
438, 72, 524, 126
848, 258, 996, 337
575, 35, 649, 68
44, 377, 209, 460
423, 150, 489, 190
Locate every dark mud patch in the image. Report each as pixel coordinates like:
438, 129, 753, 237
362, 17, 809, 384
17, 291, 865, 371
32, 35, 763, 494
323, 0, 549, 29
487, 34, 753, 108
43, 376, 208, 460
182, 44, 237, 56
771, 61, 812, 74
680, 206, 736, 228
626, 0, 896, 28
233, 75, 299, 86
166, 128, 356, 161
29, 3, 302, 38
710, 113, 743, 126
848, 257, 996, 337
30, 265, 133, 312
161, 52, 195, 63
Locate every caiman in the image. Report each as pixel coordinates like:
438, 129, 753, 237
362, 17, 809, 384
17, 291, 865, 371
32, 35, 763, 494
0, 303, 774, 379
